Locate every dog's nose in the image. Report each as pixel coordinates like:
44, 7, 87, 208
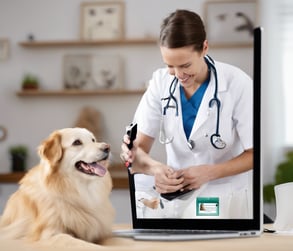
101, 143, 110, 154
99, 143, 110, 161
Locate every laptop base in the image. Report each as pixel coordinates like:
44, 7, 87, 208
113, 229, 260, 241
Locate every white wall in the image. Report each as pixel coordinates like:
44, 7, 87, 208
0, 0, 283, 222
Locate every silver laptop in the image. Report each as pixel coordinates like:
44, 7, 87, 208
113, 27, 263, 241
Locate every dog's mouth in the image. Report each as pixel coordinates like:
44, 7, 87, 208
75, 161, 107, 177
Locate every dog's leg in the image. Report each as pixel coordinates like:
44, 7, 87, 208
0, 219, 30, 240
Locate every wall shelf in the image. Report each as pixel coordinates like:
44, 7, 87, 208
16, 89, 145, 97
0, 163, 129, 189
18, 39, 253, 49
19, 38, 157, 47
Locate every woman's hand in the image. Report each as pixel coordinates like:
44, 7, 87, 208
153, 164, 184, 194
177, 150, 253, 191
120, 134, 136, 165
178, 165, 214, 190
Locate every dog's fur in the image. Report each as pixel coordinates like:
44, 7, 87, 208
0, 128, 115, 243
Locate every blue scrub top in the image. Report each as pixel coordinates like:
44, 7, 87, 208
180, 74, 210, 139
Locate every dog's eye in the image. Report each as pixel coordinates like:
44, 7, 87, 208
72, 139, 82, 146
92, 138, 95, 142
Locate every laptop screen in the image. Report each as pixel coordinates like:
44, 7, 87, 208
128, 27, 262, 231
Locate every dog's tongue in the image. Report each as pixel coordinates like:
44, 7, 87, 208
90, 162, 107, 176
80, 162, 107, 176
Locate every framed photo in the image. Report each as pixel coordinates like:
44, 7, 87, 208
63, 55, 92, 89
80, 1, 125, 40
63, 54, 123, 90
204, 0, 258, 47
0, 38, 9, 61
91, 55, 123, 89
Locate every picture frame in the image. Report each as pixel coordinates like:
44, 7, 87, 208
63, 54, 123, 90
0, 38, 9, 61
80, 1, 125, 40
63, 55, 92, 89
204, 0, 258, 47
91, 55, 124, 90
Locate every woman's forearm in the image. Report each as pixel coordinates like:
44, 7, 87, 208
132, 147, 163, 176
210, 149, 253, 181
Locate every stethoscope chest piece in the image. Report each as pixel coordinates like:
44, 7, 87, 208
211, 134, 226, 149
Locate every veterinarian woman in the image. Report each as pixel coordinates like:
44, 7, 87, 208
121, 10, 253, 219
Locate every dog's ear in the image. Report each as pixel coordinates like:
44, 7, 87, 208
39, 132, 63, 168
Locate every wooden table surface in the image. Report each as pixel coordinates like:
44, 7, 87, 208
1, 224, 292, 251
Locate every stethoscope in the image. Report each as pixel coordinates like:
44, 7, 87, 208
159, 55, 226, 150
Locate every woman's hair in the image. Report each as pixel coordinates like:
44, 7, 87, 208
159, 9, 206, 51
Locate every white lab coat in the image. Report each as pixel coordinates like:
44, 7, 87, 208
134, 60, 253, 219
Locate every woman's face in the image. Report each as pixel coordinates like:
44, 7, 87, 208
160, 41, 208, 88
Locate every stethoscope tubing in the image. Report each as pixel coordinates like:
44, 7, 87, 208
162, 77, 179, 116
206, 56, 226, 149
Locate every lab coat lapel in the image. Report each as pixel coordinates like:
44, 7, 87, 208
191, 80, 214, 133
174, 85, 188, 141
163, 82, 187, 143
190, 62, 228, 136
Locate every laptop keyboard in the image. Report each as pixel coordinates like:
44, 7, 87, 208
134, 229, 237, 235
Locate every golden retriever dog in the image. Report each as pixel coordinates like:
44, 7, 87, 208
0, 128, 115, 243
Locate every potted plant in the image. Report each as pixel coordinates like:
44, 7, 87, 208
9, 145, 28, 172
263, 151, 293, 203
22, 73, 39, 90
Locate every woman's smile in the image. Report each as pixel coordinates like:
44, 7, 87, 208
178, 75, 191, 84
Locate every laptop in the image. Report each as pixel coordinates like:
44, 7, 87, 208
113, 27, 263, 241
